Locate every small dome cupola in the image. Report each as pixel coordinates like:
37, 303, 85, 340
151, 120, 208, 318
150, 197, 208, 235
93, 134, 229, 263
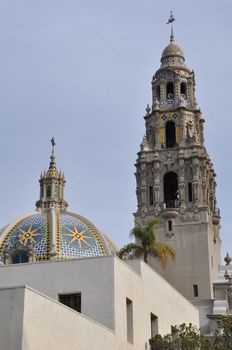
161, 41, 185, 67
151, 12, 196, 110
36, 138, 68, 211
160, 20, 185, 69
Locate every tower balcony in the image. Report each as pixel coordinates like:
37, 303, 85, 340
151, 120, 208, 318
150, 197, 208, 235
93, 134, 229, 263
161, 200, 179, 218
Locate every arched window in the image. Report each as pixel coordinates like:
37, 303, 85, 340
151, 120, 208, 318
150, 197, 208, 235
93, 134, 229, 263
165, 121, 176, 148
156, 85, 160, 100
12, 252, 28, 264
180, 82, 187, 98
54, 185, 60, 199
163, 172, 179, 208
46, 186, 51, 198
166, 82, 174, 99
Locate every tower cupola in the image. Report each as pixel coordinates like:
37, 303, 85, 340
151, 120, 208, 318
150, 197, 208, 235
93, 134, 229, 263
151, 14, 196, 111
36, 138, 68, 211
161, 40, 185, 68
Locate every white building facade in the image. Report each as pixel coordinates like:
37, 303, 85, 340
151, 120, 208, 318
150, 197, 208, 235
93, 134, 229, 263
0, 20, 231, 349
0, 256, 199, 349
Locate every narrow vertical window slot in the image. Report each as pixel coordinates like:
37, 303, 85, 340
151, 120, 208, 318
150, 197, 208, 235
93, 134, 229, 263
188, 182, 193, 202
168, 220, 172, 232
193, 284, 199, 297
126, 298, 133, 343
156, 85, 160, 100
149, 186, 154, 205
46, 186, 51, 198
151, 313, 158, 337
167, 82, 174, 99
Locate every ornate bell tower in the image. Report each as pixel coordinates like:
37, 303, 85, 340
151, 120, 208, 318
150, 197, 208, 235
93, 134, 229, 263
134, 19, 221, 300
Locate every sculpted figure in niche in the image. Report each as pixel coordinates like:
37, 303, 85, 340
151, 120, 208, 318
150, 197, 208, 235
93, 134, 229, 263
153, 98, 160, 111
141, 188, 146, 205
193, 183, 198, 200
202, 184, 207, 203
186, 119, 194, 138
154, 186, 160, 203
154, 169, 159, 184
179, 183, 185, 201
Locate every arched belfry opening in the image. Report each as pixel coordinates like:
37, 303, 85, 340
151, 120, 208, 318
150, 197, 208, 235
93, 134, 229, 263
156, 85, 160, 100
165, 121, 176, 148
166, 82, 174, 99
180, 82, 187, 98
163, 172, 179, 208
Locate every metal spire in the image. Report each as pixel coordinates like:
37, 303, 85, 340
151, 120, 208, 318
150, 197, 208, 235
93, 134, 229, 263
48, 137, 57, 176
167, 10, 176, 42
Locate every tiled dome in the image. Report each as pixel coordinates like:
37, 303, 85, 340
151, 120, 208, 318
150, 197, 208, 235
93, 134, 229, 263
161, 41, 184, 60
160, 40, 186, 68
0, 141, 117, 264
0, 211, 116, 262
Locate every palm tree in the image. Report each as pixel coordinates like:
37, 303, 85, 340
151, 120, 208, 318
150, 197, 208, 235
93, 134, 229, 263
118, 220, 176, 266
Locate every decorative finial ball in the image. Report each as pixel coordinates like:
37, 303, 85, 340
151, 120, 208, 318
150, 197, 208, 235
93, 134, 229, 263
224, 253, 232, 266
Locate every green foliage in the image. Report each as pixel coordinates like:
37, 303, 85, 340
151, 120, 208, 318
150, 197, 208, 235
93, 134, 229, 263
118, 220, 175, 266
148, 319, 232, 350
149, 323, 210, 350
214, 316, 232, 350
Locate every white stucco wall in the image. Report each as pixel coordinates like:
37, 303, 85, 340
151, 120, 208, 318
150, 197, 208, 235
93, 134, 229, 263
115, 259, 200, 349
0, 286, 116, 350
0, 256, 200, 349
23, 286, 115, 350
0, 255, 115, 328
0, 287, 25, 350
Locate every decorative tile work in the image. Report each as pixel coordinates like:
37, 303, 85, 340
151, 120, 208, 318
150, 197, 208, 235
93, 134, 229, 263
176, 125, 180, 144
160, 128, 164, 145
0, 214, 49, 261
56, 212, 61, 258
60, 214, 106, 259
0, 212, 108, 262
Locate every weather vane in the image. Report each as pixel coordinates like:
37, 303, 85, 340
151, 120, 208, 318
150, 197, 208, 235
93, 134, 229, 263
50, 137, 56, 152
167, 10, 176, 42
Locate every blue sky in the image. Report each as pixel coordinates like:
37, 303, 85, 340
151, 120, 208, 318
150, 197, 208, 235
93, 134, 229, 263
0, 0, 231, 258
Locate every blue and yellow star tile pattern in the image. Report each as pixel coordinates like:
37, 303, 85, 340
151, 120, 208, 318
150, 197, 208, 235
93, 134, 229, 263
59, 214, 106, 258
0, 214, 49, 260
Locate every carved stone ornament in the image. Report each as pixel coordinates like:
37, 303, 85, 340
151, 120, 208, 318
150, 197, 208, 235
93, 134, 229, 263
179, 183, 185, 201
179, 94, 187, 107
154, 206, 161, 216
153, 99, 160, 111
140, 135, 149, 151
179, 204, 185, 215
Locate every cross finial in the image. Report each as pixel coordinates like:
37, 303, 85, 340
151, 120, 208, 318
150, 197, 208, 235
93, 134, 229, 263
167, 10, 175, 42
50, 137, 56, 153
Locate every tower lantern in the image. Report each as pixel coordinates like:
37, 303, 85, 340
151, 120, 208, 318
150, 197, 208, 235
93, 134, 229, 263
36, 138, 68, 211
